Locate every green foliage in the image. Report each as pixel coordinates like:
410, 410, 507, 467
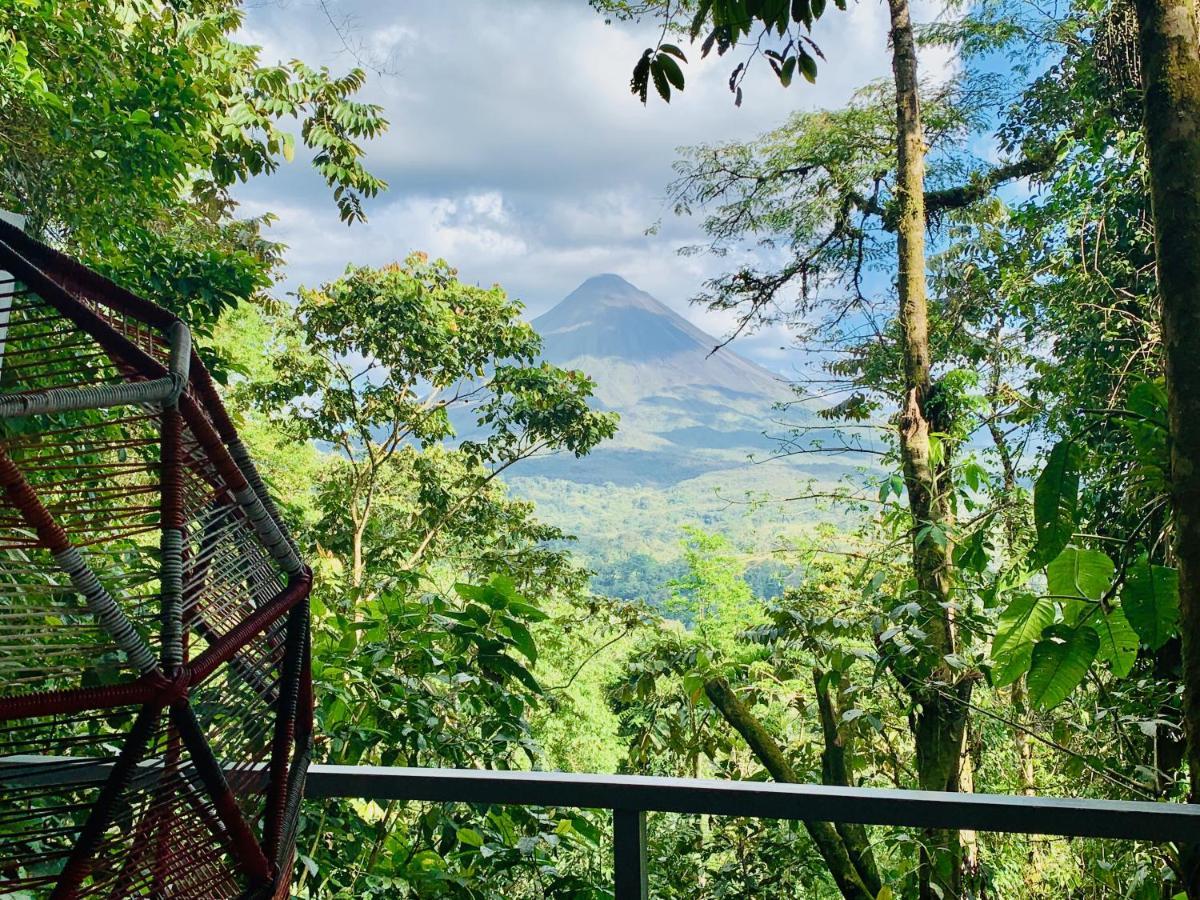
0, 0, 386, 232
1094, 605, 1139, 679
1033, 441, 1081, 566
991, 594, 1054, 687
22, 0, 1200, 894
256, 256, 615, 463
597, 0, 842, 106
0, 0, 387, 377
1027, 625, 1099, 710
1123, 556, 1180, 651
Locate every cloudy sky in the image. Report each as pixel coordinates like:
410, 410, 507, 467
237, 0, 952, 373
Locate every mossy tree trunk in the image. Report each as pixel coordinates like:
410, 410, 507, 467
886, 0, 973, 894
1132, 0, 1200, 891
704, 677, 883, 899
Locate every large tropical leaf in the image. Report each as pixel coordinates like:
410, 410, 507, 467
1122, 380, 1168, 490
1027, 625, 1099, 709
1047, 547, 1113, 601
1094, 605, 1139, 678
1122, 556, 1180, 650
1033, 441, 1081, 566
991, 594, 1055, 687
991, 641, 1035, 688
993, 594, 1055, 658
1047, 547, 1114, 624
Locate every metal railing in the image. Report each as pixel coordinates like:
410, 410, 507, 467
303, 765, 1200, 899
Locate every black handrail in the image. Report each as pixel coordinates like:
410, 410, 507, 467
7, 756, 1200, 899
303, 764, 1200, 900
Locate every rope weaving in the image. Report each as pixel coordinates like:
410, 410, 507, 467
0, 220, 312, 899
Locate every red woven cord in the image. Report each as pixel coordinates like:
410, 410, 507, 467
185, 349, 239, 441
178, 392, 251, 494
188, 571, 312, 685
0, 238, 166, 382
0, 220, 176, 329
0, 230, 260, 508
263, 601, 307, 860
48, 705, 161, 900
169, 701, 273, 888
0, 677, 158, 722
0, 447, 72, 553
161, 407, 185, 530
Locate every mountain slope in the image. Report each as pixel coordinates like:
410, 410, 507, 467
518, 274, 810, 485
533, 273, 786, 408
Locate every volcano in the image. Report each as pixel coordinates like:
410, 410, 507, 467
532, 274, 785, 408
517, 274, 805, 485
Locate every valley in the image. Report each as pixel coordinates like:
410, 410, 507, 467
499, 274, 868, 600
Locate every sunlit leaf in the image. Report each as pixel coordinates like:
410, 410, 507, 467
1027, 625, 1099, 709
1095, 605, 1139, 677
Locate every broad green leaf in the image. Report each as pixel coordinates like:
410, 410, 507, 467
780, 56, 796, 86
1124, 380, 1168, 484
992, 594, 1055, 660
954, 519, 992, 574
454, 582, 489, 603
1123, 556, 1180, 650
570, 814, 602, 847
650, 57, 671, 101
1047, 547, 1114, 600
456, 827, 484, 847
1047, 548, 1114, 625
409, 850, 446, 872
1033, 441, 1081, 565
508, 600, 548, 622
1027, 626, 1099, 709
1094, 605, 1139, 678
657, 52, 685, 91
991, 641, 1034, 688
504, 619, 537, 664
485, 653, 543, 695
490, 574, 518, 598
797, 50, 818, 83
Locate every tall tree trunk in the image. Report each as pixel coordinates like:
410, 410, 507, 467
1009, 682, 1036, 797
352, 527, 364, 588
886, 0, 972, 894
957, 724, 980, 886
813, 670, 884, 893
1132, 0, 1200, 892
705, 677, 883, 899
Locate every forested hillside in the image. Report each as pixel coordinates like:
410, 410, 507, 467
507, 273, 864, 606
4, 0, 1200, 897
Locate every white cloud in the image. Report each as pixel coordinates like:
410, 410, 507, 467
237, 0, 959, 373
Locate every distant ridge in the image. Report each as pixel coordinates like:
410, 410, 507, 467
516, 274, 807, 485
532, 274, 786, 411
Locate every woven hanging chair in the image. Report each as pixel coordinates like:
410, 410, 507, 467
0, 219, 312, 899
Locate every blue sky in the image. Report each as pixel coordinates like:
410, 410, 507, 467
236, 0, 954, 375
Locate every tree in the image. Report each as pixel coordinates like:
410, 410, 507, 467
0, 0, 387, 365
590, 2, 1059, 894
250, 255, 616, 591
224, 257, 618, 897
1130, 0, 1200, 890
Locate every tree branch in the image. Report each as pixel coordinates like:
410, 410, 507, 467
924, 151, 1055, 216
703, 677, 880, 900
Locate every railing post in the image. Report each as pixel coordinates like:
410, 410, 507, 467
613, 808, 648, 900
